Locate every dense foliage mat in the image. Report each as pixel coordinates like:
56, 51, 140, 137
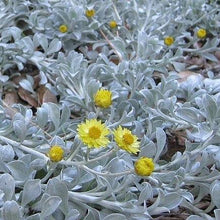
0, 0, 220, 219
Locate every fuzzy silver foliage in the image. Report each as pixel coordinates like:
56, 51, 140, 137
0, 0, 220, 219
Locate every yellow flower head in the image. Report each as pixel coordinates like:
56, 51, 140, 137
113, 126, 140, 154
77, 119, 110, 148
134, 157, 154, 176
59, 24, 68, 33
197, 28, 207, 38
164, 36, 174, 46
94, 89, 112, 108
109, 20, 117, 29
48, 145, 64, 162
86, 9, 95, 18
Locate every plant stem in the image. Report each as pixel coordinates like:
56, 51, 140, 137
0, 135, 49, 161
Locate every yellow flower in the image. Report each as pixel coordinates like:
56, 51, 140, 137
77, 119, 110, 148
113, 126, 140, 154
164, 36, 174, 46
59, 24, 68, 33
109, 20, 117, 29
48, 145, 64, 162
197, 28, 207, 38
134, 157, 154, 176
86, 9, 95, 18
94, 89, 112, 108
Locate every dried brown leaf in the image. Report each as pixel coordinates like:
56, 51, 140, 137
3, 91, 19, 118
178, 71, 199, 82
215, 51, 220, 61
38, 85, 57, 105
12, 75, 25, 85
185, 56, 205, 66
33, 75, 41, 89
18, 87, 38, 108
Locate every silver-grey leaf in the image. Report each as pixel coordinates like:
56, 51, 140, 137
159, 192, 183, 210
43, 103, 60, 130
40, 196, 62, 218
7, 160, 30, 181
19, 79, 34, 93
46, 178, 69, 215
154, 127, 166, 161
103, 213, 127, 220
2, 200, 21, 220
21, 179, 41, 206
47, 38, 62, 55
36, 107, 48, 128
0, 173, 15, 201
0, 145, 15, 162
210, 180, 220, 208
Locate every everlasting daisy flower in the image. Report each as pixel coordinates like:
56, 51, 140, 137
48, 145, 64, 162
59, 24, 68, 33
197, 28, 207, 38
94, 89, 112, 108
134, 157, 154, 176
113, 126, 140, 154
77, 119, 110, 148
164, 36, 174, 46
86, 9, 95, 18
109, 20, 117, 29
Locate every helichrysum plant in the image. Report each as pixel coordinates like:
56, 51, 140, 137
59, 24, 68, 33
113, 126, 140, 154
0, 0, 220, 219
197, 28, 207, 38
109, 20, 118, 29
94, 89, 112, 108
48, 145, 64, 162
134, 157, 155, 176
77, 119, 110, 148
164, 36, 174, 46
85, 9, 95, 18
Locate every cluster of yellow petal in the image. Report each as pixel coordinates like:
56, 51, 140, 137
47, 120, 154, 176
164, 28, 207, 46
109, 20, 117, 29
134, 157, 154, 176
197, 28, 207, 38
113, 126, 140, 154
77, 119, 141, 155
77, 119, 110, 148
48, 145, 64, 162
86, 9, 95, 18
164, 36, 174, 46
94, 89, 112, 108
59, 25, 68, 33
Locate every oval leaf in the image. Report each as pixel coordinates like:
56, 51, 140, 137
2, 201, 21, 220
159, 192, 183, 210
41, 196, 62, 218
36, 107, 48, 128
46, 178, 69, 214
43, 103, 60, 130
0, 145, 15, 162
211, 180, 220, 208
0, 173, 15, 201
7, 160, 30, 181
21, 179, 41, 206
19, 79, 34, 93
154, 127, 166, 161
47, 38, 62, 55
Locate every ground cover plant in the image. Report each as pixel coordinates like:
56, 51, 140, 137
0, 0, 220, 219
